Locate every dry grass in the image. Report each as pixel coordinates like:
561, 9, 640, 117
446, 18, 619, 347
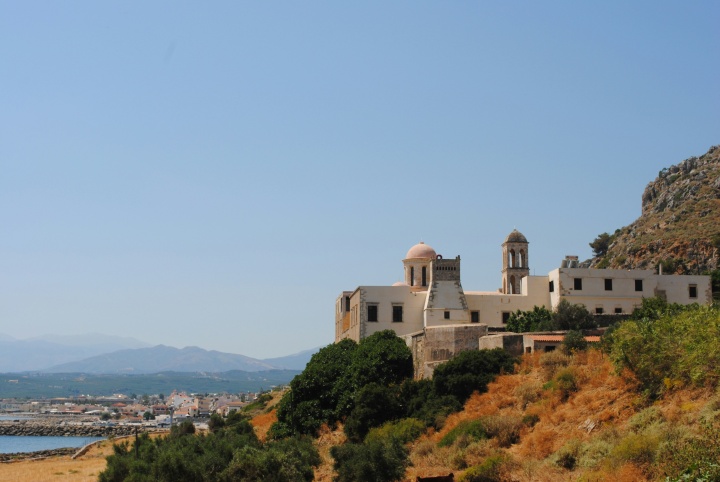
250, 409, 277, 442
313, 423, 345, 482
0, 436, 131, 482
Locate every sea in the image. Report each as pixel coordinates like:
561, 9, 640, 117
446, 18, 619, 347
0, 435, 105, 454
0, 416, 105, 454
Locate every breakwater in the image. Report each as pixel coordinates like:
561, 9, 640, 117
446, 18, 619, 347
0, 421, 135, 438
0, 447, 76, 462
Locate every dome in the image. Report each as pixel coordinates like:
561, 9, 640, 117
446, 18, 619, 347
405, 241, 437, 259
504, 229, 528, 244
392, 281, 409, 287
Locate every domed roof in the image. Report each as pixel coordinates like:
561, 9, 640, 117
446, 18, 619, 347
392, 281, 409, 287
504, 229, 528, 244
405, 241, 437, 259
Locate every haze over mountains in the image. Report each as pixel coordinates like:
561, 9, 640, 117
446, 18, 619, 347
0, 333, 317, 373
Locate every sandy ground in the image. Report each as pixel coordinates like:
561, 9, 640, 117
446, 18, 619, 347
0, 435, 142, 482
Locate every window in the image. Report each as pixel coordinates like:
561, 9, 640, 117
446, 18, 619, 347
614, 307, 623, 314
595, 307, 604, 314
502, 312, 510, 323
574, 278, 583, 290
635, 279, 643, 292
549, 280, 554, 292
410, 267, 414, 286
345, 296, 350, 312
367, 304, 378, 322
689, 284, 698, 299
421, 267, 427, 286
605, 278, 613, 291
392, 305, 403, 322
471, 311, 479, 323
444, 311, 450, 320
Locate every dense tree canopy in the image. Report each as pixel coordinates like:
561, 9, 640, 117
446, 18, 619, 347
433, 348, 518, 404
272, 330, 413, 437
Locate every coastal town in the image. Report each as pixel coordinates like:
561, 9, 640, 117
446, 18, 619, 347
0, 389, 279, 436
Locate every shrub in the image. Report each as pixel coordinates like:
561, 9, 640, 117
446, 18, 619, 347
562, 330, 588, 354
459, 454, 512, 482
661, 419, 720, 481
506, 306, 556, 333
553, 439, 581, 470
439, 420, 488, 447
609, 431, 661, 467
331, 435, 409, 482
554, 300, 596, 330
608, 305, 720, 397
479, 415, 523, 448
366, 418, 425, 445
344, 383, 402, 443
554, 368, 578, 401
433, 349, 517, 405
539, 350, 570, 380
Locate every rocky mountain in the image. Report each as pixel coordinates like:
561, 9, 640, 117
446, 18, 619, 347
43, 345, 281, 374
590, 145, 720, 275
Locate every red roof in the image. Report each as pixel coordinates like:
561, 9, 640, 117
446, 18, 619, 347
529, 335, 600, 343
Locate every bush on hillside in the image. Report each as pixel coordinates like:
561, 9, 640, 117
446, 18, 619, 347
433, 349, 517, 405
607, 304, 720, 397
331, 435, 409, 482
562, 330, 588, 354
272, 330, 413, 438
365, 418, 425, 445
344, 382, 402, 443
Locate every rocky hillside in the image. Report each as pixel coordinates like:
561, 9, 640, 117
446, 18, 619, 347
590, 145, 720, 274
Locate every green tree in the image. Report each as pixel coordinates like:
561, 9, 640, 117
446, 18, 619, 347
208, 413, 225, 433
331, 436, 408, 482
272, 331, 413, 438
506, 306, 556, 333
562, 330, 588, 355
433, 349, 517, 405
589, 232, 612, 257
143, 411, 155, 421
273, 338, 358, 436
337, 330, 413, 416
553, 299, 596, 330
344, 383, 402, 443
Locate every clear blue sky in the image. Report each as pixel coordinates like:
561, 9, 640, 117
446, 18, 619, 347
1, 2, 718, 358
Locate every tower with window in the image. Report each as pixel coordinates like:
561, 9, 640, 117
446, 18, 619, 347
502, 229, 529, 294
403, 241, 435, 292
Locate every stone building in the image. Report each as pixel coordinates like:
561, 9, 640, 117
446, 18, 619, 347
335, 230, 712, 377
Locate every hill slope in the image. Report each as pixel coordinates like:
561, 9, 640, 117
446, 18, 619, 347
591, 145, 720, 274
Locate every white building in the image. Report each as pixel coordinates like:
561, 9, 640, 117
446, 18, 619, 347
335, 230, 712, 344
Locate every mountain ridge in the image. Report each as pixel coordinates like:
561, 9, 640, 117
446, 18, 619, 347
590, 144, 720, 275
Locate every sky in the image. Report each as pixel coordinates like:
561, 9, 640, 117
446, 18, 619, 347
1, 2, 718, 358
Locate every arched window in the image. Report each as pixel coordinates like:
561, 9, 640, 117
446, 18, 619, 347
509, 249, 516, 268
509, 275, 516, 294
519, 250, 526, 268
410, 266, 415, 286
421, 266, 427, 286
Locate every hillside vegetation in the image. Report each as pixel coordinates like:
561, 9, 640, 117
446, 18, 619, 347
590, 145, 720, 275
97, 304, 720, 481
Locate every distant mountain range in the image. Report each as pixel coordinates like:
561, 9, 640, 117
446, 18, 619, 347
0, 333, 151, 372
0, 333, 318, 374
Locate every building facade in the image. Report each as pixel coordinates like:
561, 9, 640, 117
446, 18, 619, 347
335, 231, 712, 345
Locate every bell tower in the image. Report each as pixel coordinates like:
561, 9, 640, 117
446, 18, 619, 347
502, 229, 529, 294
